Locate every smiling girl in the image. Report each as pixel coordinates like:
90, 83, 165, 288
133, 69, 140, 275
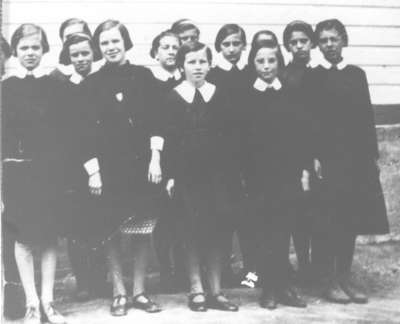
2, 24, 66, 324
81, 19, 164, 315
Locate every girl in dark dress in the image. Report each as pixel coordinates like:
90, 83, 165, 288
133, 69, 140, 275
54, 32, 108, 301
82, 20, 163, 315
164, 42, 238, 312
2, 24, 66, 324
303, 19, 389, 304
281, 20, 324, 284
147, 30, 186, 292
207, 24, 252, 288
244, 40, 309, 310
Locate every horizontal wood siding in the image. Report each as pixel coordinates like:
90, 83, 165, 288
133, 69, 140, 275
2, 0, 400, 104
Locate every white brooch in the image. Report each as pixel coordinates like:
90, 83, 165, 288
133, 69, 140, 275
115, 92, 123, 102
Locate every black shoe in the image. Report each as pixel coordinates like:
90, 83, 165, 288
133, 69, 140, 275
188, 292, 207, 312
132, 293, 162, 313
207, 294, 239, 312
110, 295, 128, 317
339, 280, 368, 304
277, 287, 307, 308
260, 290, 278, 310
323, 282, 351, 304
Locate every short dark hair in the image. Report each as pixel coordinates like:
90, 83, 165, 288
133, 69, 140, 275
315, 18, 348, 46
214, 24, 246, 52
248, 40, 285, 72
59, 18, 92, 41
93, 20, 133, 54
0, 34, 11, 59
150, 30, 180, 59
251, 30, 279, 48
171, 19, 200, 37
283, 20, 315, 51
176, 42, 212, 69
11, 23, 49, 56
59, 32, 101, 65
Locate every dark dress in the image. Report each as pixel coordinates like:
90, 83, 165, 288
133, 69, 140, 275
164, 84, 232, 247
78, 62, 164, 245
2, 75, 65, 245
302, 64, 389, 235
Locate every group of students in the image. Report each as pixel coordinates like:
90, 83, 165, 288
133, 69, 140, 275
1, 16, 390, 324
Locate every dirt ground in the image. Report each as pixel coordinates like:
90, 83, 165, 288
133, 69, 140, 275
4, 242, 400, 324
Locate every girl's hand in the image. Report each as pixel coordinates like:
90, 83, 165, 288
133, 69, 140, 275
89, 171, 102, 195
314, 159, 323, 179
166, 179, 175, 198
301, 169, 310, 192
148, 150, 162, 184
1, 201, 4, 214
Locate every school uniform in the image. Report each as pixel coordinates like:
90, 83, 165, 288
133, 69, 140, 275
164, 80, 233, 248
148, 66, 186, 290
302, 58, 389, 284
208, 54, 254, 280
49, 66, 108, 297
2, 67, 65, 246
244, 77, 312, 291
77, 61, 164, 246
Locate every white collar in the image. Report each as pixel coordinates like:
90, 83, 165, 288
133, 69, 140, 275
215, 52, 246, 71
320, 57, 348, 70
12, 65, 48, 79
253, 77, 282, 92
69, 62, 101, 84
150, 65, 181, 81
175, 80, 216, 103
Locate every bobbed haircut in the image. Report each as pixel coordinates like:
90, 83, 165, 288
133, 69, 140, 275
59, 18, 92, 41
176, 42, 212, 69
59, 32, 101, 65
11, 23, 49, 56
0, 34, 11, 59
150, 30, 180, 59
251, 30, 279, 48
171, 19, 200, 36
283, 20, 316, 51
248, 40, 285, 72
315, 18, 348, 47
93, 20, 133, 53
214, 23, 247, 52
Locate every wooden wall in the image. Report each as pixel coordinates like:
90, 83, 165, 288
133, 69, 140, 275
2, 0, 400, 105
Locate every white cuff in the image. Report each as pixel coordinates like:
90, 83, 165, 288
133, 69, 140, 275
150, 136, 164, 151
84, 158, 100, 176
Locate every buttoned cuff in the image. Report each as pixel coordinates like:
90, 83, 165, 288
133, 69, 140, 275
84, 158, 100, 176
151, 136, 164, 151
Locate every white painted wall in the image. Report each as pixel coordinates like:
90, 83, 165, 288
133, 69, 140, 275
2, 0, 400, 104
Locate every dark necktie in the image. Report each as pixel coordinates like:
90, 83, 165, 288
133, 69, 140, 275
231, 64, 240, 73
25, 74, 35, 81
193, 88, 205, 105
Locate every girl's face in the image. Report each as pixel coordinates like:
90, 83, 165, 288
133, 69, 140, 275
156, 35, 180, 70
254, 47, 279, 83
183, 47, 210, 87
69, 40, 93, 76
179, 29, 199, 45
318, 28, 344, 64
220, 33, 245, 64
16, 34, 43, 71
62, 23, 84, 42
99, 27, 126, 65
288, 31, 312, 63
